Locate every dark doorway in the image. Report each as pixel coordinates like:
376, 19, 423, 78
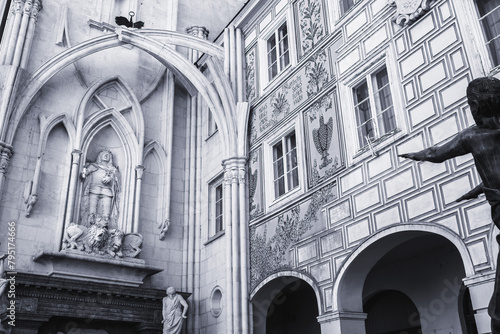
38, 317, 136, 334
253, 277, 320, 334
364, 290, 422, 334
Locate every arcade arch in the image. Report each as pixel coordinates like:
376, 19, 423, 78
332, 224, 477, 334
251, 271, 322, 334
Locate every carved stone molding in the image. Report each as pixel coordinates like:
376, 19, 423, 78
0, 146, 13, 174
13, 272, 191, 329
33, 250, 163, 287
389, 0, 434, 26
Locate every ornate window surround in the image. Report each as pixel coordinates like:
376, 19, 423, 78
263, 116, 306, 210
258, 4, 298, 94
339, 48, 406, 163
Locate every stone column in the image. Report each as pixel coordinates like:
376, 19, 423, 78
11, 0, 32, 68
3, 0, 23, 65
238, 159, 249, 334
20, 0, 41, 69
464, 272, 495, 334
133, 165, 145, 233
64, 150, 82, 229
223, 157, 247, 334
0, 1, 17, 63
317, 311, 367, 334
223, 164, 234, 333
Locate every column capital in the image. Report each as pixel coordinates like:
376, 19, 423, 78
135, 165, 145, 179
221, 156, 246, 168
13, 0, 24, 14
186, 26, 209, 40
31, 0, 42, 20
23, 0, 33, 15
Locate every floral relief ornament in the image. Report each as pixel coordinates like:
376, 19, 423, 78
389, 0, 434, 26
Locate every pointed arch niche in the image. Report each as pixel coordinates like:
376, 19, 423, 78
140, 140, 169, 231
66, 76, 144, 234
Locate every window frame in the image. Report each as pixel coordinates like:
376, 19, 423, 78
474, 0, 500, 70
258, 7, 297, 92
340, 51, 406, 163
264, 117, 305, 209
338, 0, 362, 17
271, 130, 299, 198
266, 21, 291, 82
207, 174, 225, 239
352, 66, 397, 149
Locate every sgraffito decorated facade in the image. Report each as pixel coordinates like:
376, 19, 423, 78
0, 0, 500, 333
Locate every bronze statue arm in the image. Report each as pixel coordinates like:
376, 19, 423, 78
456, 183, 484, 202
399, 133, 469, 163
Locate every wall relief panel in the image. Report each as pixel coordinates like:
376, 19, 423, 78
250, 182, 336, 286
249, 47, 333, 146
246, 47, 257, 103
304, 92, 344, 187
249, 148, 264, 220
296, 0, 327, 57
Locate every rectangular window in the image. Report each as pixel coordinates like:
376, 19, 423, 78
214, 184, 223, 233
272, 131, 299, 198
208, 110, 218, 137
339, 0, 361, 16
267, 22, 290, 81
353, 66, 396, 149
477, 0, 500, 66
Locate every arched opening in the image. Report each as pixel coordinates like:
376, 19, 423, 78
335, 228, 477, 333
252, 275, 321, 334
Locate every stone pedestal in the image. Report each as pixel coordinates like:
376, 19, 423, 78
464, 272, 495, 334
33, 250, 163, 287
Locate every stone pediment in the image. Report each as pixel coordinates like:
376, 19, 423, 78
33, 250, 163, 287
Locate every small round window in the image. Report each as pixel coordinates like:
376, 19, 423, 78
210, 286, 223, 317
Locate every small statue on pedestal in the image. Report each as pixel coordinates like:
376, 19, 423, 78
162, 287, 188, 334
400, 77, 500, 333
